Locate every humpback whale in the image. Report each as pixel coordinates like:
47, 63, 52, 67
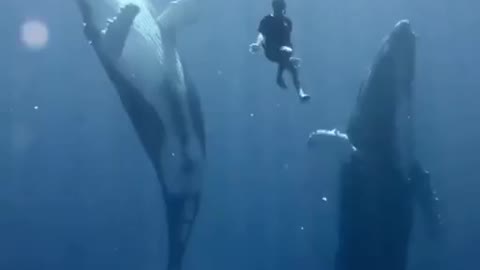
75, 1, 205, 269
308, 20, 442, 270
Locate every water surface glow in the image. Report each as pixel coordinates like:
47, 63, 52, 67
20, 20, 49, 50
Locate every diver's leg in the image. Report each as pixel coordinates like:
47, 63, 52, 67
290, 57, 302, 68
276, 64, 287, 89
265, 47, 287, 89
285, 62, 300, 89
280, 47, 310, 102
286, 63, 310, 102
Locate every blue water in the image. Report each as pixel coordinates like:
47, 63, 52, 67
1, 0, 479, 269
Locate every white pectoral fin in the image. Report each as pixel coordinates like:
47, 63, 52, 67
308, 128, 348, 145
76, 0, 102, 44
157, 0, 200, 30
308, 128, 356, 160
102, 4, 140, 59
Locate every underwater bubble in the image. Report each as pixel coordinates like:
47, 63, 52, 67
322, 197, 328, 202
20, 20, 49, 50
250, 113, 254, 117
300, 226, 305, 231
34, 106, 39, 110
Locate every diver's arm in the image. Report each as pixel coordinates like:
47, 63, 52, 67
255, 33, 265, 46
249, 33, 265, 54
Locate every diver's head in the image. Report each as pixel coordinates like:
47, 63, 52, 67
272, 0, 286, 16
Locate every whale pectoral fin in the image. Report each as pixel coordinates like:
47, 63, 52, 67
103, 4, 140, 60
184, 69, 207, 157
410, 163, 443, 239
76, 0, 102, 45
307, 129, 354, 161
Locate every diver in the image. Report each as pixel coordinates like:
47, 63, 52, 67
249, 0, 311, 102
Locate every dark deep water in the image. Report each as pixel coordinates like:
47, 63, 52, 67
1, 0, 479, 269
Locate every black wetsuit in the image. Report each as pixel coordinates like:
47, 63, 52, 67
259, 14, 293, 62
258, 14, 300, 90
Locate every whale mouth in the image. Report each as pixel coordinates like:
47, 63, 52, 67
390, 20, 416, 52
387, 20, 417, 85
393, 20, 413, 34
